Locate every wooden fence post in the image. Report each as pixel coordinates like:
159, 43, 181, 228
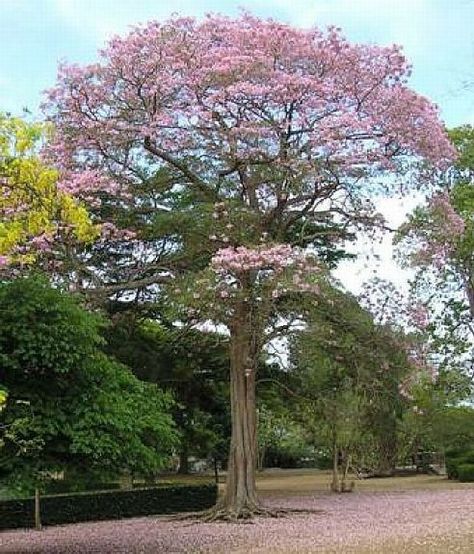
34, 488, 42, 530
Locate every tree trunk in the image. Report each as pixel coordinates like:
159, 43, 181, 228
217, 307, 260, 517
178, 445, 189, 475
257, 444, 266, 472
331, 435, 340, 493
34, 487, 42, 531
341, 453, 353, 492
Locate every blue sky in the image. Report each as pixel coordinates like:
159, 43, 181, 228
1, 0, 474, 125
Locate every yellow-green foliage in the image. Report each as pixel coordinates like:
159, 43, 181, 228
0, 114, 97, 264
0, 388, 6, 410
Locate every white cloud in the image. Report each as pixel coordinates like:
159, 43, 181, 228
50, 0, 139, 42
332, 195, 422, 295
49, 0, 224, 43
267, 0, 440, 57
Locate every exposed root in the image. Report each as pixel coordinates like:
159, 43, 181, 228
172, 504, 322, 524
201, 505, 285, 523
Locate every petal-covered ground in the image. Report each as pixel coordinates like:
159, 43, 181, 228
2, 484, 474, 553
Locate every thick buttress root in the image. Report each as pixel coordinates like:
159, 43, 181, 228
200, 504, 286, 523
174, 502, 322, 524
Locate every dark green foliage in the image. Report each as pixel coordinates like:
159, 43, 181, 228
446, 459, 460, 480
105, 317, 231, 469
0, 276, 103, 377
263, 446, 313, 469
44, 480, 121, 494
445, 449, 463, 479
280, 219, 355, 268
448, 125, 474, 175
433, 407, 474, 451
445, 447, 468, 458
0, 483, 217, 530
290, 287, 412, 474
0, 276, 177, 494
445, 449, 474, 480
457, 463, 474, 482
256, 382, 313, 470
315, 451, 333, 470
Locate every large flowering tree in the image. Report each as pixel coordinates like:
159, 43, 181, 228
44, 13, 453, 518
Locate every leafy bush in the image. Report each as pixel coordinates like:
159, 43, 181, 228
0, 277, 177, 493
457, 463, 474, 482
461, 451, 474, 464
45, 480, 121, 494
315, 452, 333, 470
446, 459, 460, 480
445, 448, 474, 480
445, 447, 467, 458
0, 483, 217, 530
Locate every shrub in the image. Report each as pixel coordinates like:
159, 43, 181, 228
45, 480, 121, 494
0, 483, 217, 530
457, 464, 474, 483
446, 459, 460, 480
445, 448, 474, 480
315, 453, 333, 470
445, 447, 466, 458
460, 451, 474, 464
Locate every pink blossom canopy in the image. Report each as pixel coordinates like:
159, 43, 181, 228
44, 13, 455, 208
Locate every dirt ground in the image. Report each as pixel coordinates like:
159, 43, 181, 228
1, 470, 473, 553
255, 468, 474, 494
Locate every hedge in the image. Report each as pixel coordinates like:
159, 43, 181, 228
0, 483, 217, 530
458, 463, 474, 483
445, 449, 474, 480
45, 480, 122, 494
446, 459, 460, 480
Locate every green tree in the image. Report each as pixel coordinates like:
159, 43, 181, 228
291, 288, 423, 486
0, 113, 97, 266
433, 406, 474, 451
257, 402, 312, 471
0, 277, 177, 496
105, 316, 230, 474
396, 126, 474, 390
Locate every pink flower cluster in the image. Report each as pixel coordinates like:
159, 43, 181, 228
430, 193, 465, 236
209, 244, 321, 303
30, 233, 53, 251
211, 245, 296, 274
99, 222, 136, 241
43, 13, 455, 212
57, 169, 124, 205
409, 302, 430, 330
412, 192, 466, 268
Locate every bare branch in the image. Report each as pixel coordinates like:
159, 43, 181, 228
144, 136, 216, 200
